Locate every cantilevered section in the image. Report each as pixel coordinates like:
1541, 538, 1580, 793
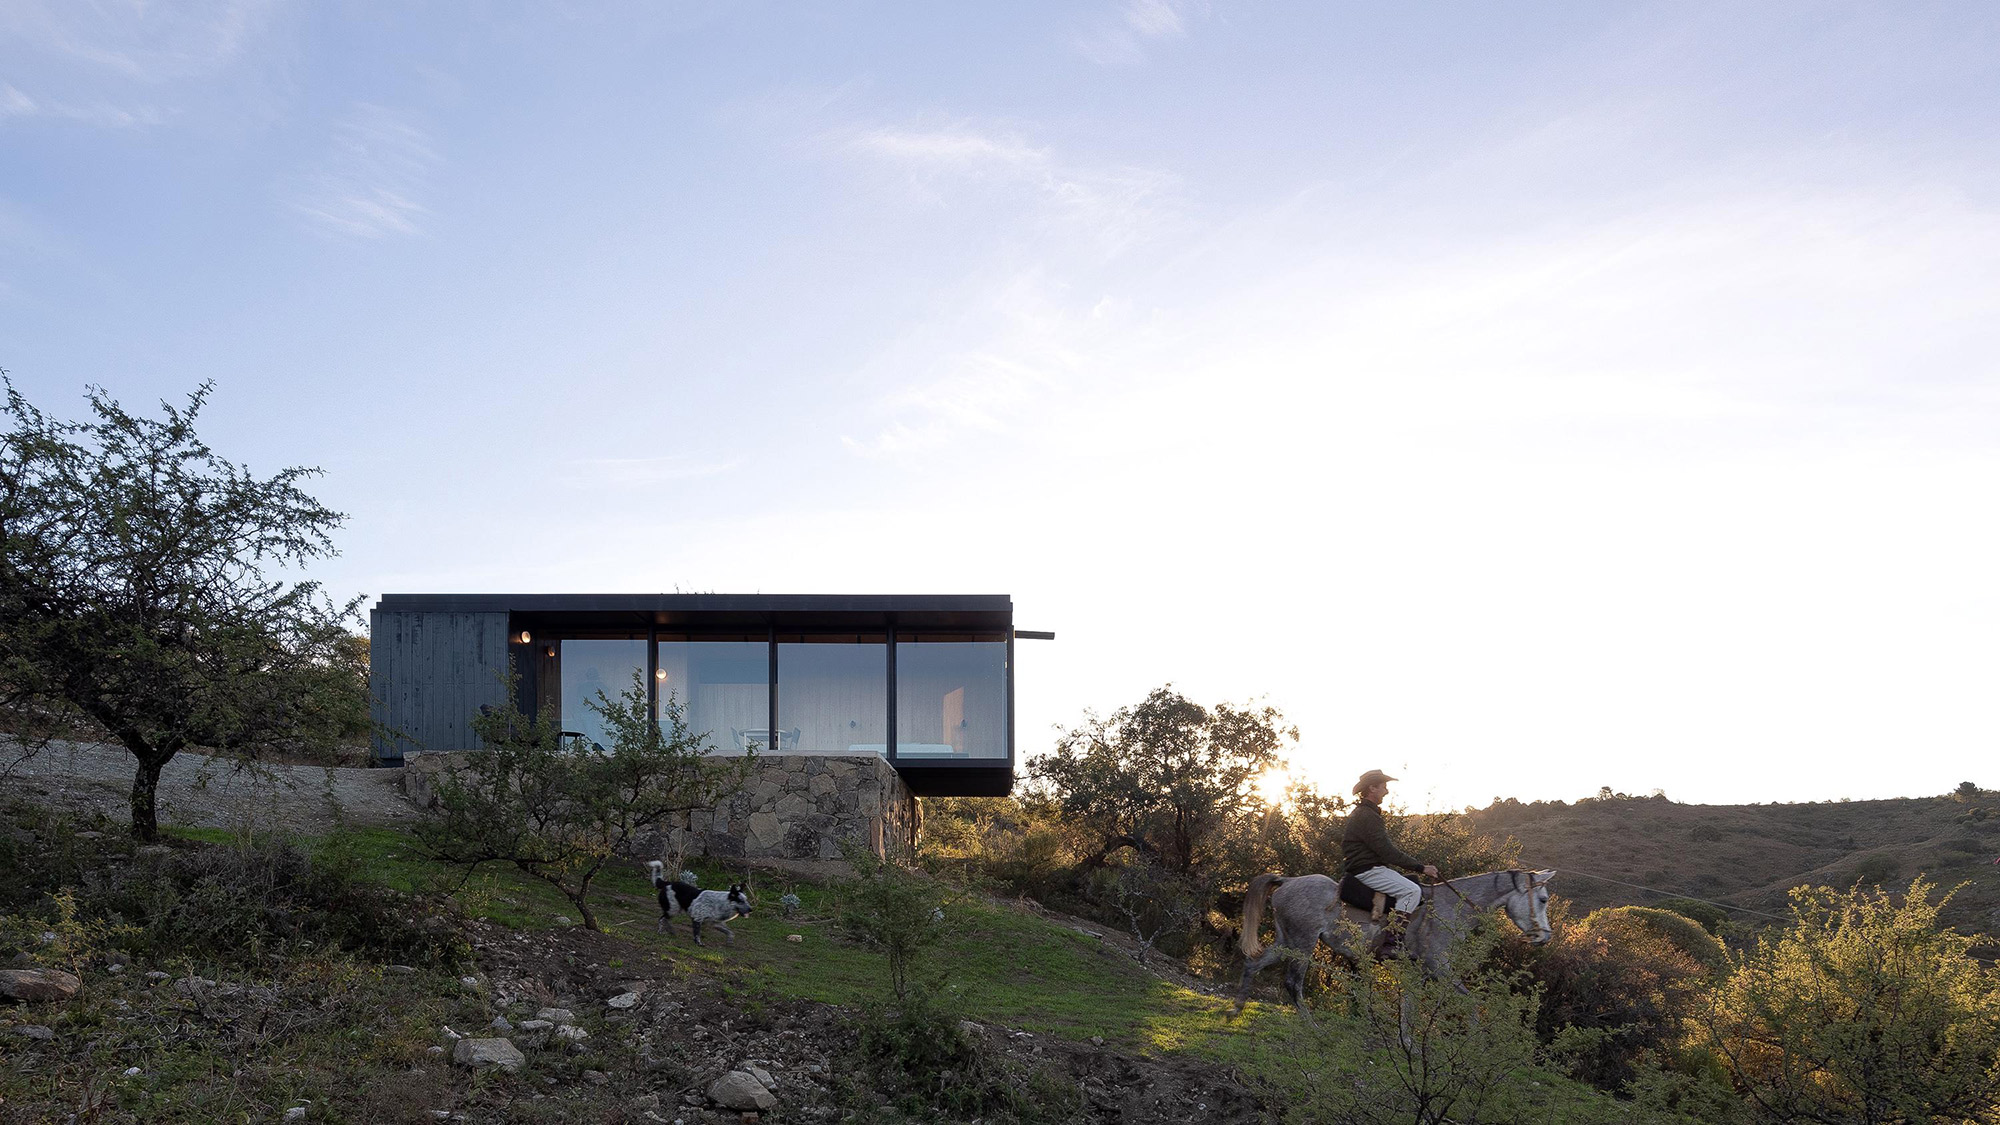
369, 593, 1016, 797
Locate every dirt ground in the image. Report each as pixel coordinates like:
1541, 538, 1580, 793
470, 919, 1271, 1124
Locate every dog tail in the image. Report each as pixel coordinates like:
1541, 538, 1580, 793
648, 860, 666, 889
1240, 873, 1285, 958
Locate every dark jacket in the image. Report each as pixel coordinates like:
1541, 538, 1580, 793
1342, 799, 1423, 876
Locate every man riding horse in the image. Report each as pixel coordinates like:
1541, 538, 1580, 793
1345, 768, 1436, 944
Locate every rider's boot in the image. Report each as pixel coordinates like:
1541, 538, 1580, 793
1375, 909, 1414, 955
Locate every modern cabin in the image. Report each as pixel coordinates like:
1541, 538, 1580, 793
368, 593, 1017, 797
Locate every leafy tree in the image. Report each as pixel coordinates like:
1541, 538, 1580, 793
0, 378, 363, 840
1699, 877, 2000, 1124
417, 673, 750, 931
1027, 684, 1295, 875
1956, 780, 1982, 800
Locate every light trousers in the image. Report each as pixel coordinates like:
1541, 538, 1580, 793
1354, 865, 1422, 913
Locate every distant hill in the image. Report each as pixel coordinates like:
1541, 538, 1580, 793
1453, 792, 2000, 949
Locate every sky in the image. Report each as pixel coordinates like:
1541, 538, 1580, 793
4, 1, 1998, 811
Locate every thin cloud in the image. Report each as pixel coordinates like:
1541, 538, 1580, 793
291, 104, 439, 240
0, 0, 273, 82
0, 83, 163, 128
848, 122, 1178, 253
1069, 0, 1200, 66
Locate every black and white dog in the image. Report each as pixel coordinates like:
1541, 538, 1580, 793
648, 861, 753, 946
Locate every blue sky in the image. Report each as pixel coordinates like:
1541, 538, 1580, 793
5, 1, 1999, 809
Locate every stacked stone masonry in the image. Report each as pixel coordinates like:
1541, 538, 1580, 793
658, 754, 918, 865
403, 752, 917, 865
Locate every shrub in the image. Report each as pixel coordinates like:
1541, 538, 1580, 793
1277, 930, 1626, 1124
1850, 853, 1899, 887
1698, 877, 2000, 1124
833, 844, 956, 1004
1689, 824, 1723, 842
1522, 905, 1723, 1088
1653, 898, 1730, 936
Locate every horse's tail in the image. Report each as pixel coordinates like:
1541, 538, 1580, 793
1240, 873, 1285, 957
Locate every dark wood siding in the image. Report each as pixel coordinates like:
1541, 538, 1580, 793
369, 610, 512, 762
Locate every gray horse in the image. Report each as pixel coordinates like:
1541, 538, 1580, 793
1234, 869, 1557, 1012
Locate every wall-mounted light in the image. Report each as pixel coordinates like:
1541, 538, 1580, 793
515, 630, 532, 645
542, 645, 555, 658
655, 667, 668, 681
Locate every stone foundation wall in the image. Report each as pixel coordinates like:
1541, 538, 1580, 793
654, 754, 917, 865
401, 752, 917, 866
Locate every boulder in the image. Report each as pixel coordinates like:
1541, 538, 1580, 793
0, 968, 81, 1003
534, 1007, 574, 1023
451, 1038, 526, 1072
708, 1070, 777, 1111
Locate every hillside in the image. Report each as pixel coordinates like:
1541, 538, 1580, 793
1462, 793, 2000, 947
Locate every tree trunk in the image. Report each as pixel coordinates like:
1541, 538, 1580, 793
129, 754, 167, 842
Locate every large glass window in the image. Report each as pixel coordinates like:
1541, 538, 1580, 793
896, 641, 1008, 759
559, 639, 646, 751
777, 638, 887, 755
656, 639, 770, 756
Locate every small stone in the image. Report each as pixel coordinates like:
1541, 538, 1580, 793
959, 1020, 982, 1034
15, 1025, 54, 1041
583, 1069, 609, 1085
535, 1007, 575, 1023
746, 1065, 776, 1091
519, 1019, 553, 1032
451, 1038, 526, 1072
1090, 1035, 1105, 1046
490, 1016, 512, 1032
0, 968, 82, 1002
145, 971, 170, 982
106, 963, 125, 974
785, 934, 802, 943
74, 830, 103, 840
458, 976, 481, 990
426, 1046, 444, 1055
105, 952, 130, 967
708, 1070, 777, 1111
555, 1024, 587, 1042
385, 965, 417, 975
440, 1026, 462, 1041
284, 1107, 308, 1121
806, 1064, 824, 1075
123, 1067, 140, 1077
608, 991, 640, 1009
554, 915, 573, 925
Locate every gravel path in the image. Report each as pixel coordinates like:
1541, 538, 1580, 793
3, 738, 422, 836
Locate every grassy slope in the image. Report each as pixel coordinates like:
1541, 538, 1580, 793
163, 824, 1647, 1122
1462, 794, 2000, 940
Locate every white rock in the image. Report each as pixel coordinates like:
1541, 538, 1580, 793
0, 968, 82, 1002
451, 1038, 526, 1072
555, 1024, 587, 1041
490, 1016, 512, 1031
607, 991, 640, 1010
458, 976, 481, 990
123, 1067, 140, 1077
746, 1064, 776, 1091
284, 1107, 308, 1121
707, 1070, 777, 1111
535, 1007, 575, 1023
519, 1019, 553, 1032
554, 916, 573, 925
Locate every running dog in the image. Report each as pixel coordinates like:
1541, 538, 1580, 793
648, 861, 753, 946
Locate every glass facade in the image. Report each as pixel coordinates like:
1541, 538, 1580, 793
656, 639, 771, 755
559, 639, 646, 750
896, 641, 1008, 759
777, 639, 888, 756
551, 633, 1004, 762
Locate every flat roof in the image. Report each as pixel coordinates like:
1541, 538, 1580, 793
373, 593, 1013, 633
